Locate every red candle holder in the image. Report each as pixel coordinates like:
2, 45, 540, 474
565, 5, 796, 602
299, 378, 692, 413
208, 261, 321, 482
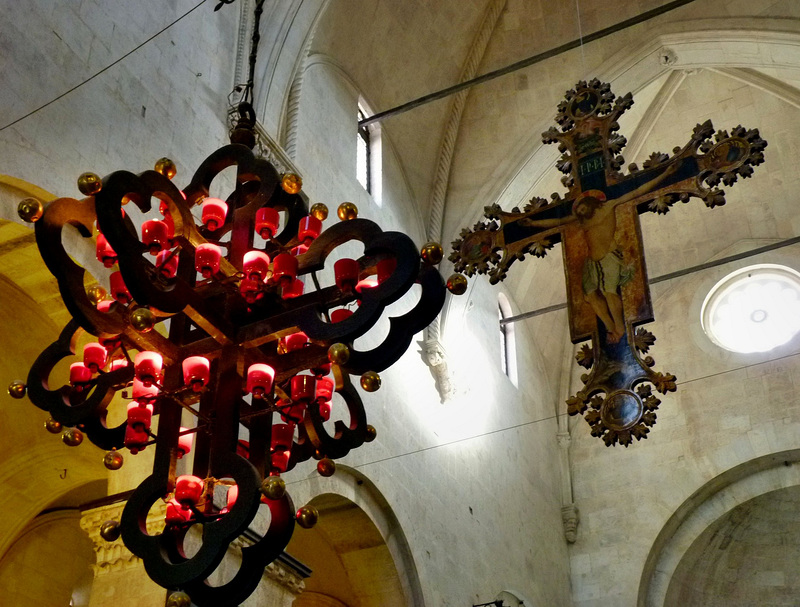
246, 363, 275, 397
225, 484, 238, 511
126, 401, 154, 429
316, 377, 334, 402
291, 375, 316, 402
134, 351, 163, 387
272, 253, 298, 283
141, 219, 170, 255
298, 215, 322, 244
271, 423, 295, 450
177, 428, 194, 459
69, 362, 92, 390
109, 358, 129, 372
175, 475, 204, 509
330, 308, 354, 323
124, 424, 149, 454
271, 450, 290, 473
243, 250, 270, 281
99, 333, 121, 353
284, 332, 308, 352
334, 258, 359, 292
96, 233, 117, 268
97, 300, 114, 313
377, 258, 397, 284
201, 198, 228, 231
318, 401, 332, 422
281, 278, 304, 299
195, 243, 222, 278
239, 277, 264, 304
182, 356, 210, 391
162, 213, 175, 245
355, 275, 378, 293
83, 342, 107, 373
312, 361, 332, 377
109, 271, 132, 304
156, 250, 179, 279
132, 377, 159, 404
165, 499, 193, 524
255, 207, 280, 239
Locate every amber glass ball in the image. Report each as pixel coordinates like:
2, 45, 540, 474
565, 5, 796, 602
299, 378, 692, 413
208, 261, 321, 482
154, 157, 177, 179
446, 273, 468, 295
281, 173, 303, 194
260, 476, 286, 501
365, 425, 377, 442
7, 380, 26, 399
86, 285, 108, 305
62, 428, 84, 447
420, 242, 444, 265
360, 371, 381, 392
327, 343, 350, 365
130, 308, 155, 333
99, 520, 121, 542
103, 450, 124, 471
166, 591, 192, 607
317, 458, 336, 477
296, 505, 319, 529
310, 203, 329, 221
44, 417, 62, 434
17, 198, 43, 223
77, 172, 102, 196
337, 202, 358, 221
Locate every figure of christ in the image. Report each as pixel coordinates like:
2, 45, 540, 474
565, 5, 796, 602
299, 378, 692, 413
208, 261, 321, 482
518, 166, 676, 342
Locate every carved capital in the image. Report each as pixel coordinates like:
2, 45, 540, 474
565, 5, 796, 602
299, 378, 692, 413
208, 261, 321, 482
556, 431, 571, 450
561, 503, 580, 544
81, 501, 167, 576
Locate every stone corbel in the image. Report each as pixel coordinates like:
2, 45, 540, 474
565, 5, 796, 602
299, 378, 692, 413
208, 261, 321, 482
424, 336, 454, 403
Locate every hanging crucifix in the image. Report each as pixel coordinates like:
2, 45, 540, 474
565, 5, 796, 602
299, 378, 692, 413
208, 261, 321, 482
450, 79, 766, 447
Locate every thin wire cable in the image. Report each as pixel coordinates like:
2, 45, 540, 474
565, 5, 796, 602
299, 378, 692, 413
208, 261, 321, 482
574, 0, 587, 81
0, 0, 209, 133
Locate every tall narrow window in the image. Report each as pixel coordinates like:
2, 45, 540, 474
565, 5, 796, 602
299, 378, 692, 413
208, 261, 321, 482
498, 293, 518, 386
357, 106, 371, 193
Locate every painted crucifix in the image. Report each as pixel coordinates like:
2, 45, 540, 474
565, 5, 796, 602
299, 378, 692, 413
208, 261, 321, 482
450, 79, 766, 447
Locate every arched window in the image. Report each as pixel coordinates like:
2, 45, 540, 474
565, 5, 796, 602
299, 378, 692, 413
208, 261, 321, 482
356, 99, 382, 204
498, 293, 517, 386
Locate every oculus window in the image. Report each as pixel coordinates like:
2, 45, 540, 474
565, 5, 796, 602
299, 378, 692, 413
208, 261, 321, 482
701, 264, 800, 353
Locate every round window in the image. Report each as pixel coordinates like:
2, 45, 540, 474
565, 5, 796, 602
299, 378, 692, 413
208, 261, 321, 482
701, 264, 800, 353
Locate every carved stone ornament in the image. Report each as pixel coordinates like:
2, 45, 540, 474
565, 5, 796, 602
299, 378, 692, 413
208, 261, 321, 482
450, 79, 766, 446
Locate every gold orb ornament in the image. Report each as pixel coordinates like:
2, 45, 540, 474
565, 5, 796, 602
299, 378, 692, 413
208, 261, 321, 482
77, 172, 102, 196
45, 417, 62, 434
103, 449, 124, 471
327, 343, 350, 365
337, 202, 358, 221
281, 173, 303, 195
310, 203, 329, 221
17, 198, 43, 223
446, 273, 468, 295
166, 591, 192, 607
7, 380, 26, 399
365, 425, 377, 442
154, 157, 177, 179
130, 308, 155, 333
99, 520, 121, 542
260, 476, 286, 501
296, 505, 319, 529
86, 285, 108, 305
317, 458, 336, 477
420, 242, 444, 265
62, 428, 84, 447
360, 371, 381, 392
